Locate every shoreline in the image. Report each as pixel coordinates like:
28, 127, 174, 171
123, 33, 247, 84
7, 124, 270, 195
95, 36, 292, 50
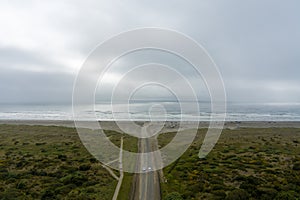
0, 120, 300, 129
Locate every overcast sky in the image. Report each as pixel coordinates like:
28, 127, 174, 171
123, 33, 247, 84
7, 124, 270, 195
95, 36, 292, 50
0, 0, 299, 104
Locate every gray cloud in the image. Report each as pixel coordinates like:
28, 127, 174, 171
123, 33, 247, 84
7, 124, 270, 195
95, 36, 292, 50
0, 47, 68, 73
0, 69, 74, 104
0, 0, 299, 104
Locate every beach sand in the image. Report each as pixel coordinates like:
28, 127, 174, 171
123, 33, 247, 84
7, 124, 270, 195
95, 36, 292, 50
0, 120, 300, 131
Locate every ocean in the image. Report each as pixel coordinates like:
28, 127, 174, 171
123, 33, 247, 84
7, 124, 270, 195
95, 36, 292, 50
0, 102, 299, 121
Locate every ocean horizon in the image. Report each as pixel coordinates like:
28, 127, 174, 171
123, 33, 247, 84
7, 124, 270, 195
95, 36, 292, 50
0, 102, 299, 121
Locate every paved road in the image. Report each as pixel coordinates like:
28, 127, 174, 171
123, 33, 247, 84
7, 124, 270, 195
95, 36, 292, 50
132, 131, 161, 200
112, 137, 124, 200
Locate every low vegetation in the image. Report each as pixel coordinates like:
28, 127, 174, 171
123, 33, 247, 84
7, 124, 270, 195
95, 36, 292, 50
1, 124, 300, 199
159, 128, 300, 199
0, 125, 122, 199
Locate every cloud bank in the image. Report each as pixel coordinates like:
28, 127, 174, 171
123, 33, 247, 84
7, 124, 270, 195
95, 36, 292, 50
0, 0, 299, 103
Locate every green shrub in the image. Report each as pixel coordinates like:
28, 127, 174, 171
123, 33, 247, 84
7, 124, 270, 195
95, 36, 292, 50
292, 162, 300, 170
82, 180, 98, 187
41, 189, 57, 200
256, 187, 277, 199
182, 190, 195, 199
57, 154, 67, 161
225, 189, 250, 200
16, 180, 26, 189
60, 173, 87, 186
55, 184, 77, 195
188, 182, 204, 193
274, 191, 299, 200
212, 190, 226, 199
164, 192, 183, 200
79, 164, 91, 171
0, 188, 25, 199
35, 142, 46, 146
211, 184, 227, 191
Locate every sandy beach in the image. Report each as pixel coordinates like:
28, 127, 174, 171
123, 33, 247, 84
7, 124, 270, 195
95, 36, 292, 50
0, 120, 300, 130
